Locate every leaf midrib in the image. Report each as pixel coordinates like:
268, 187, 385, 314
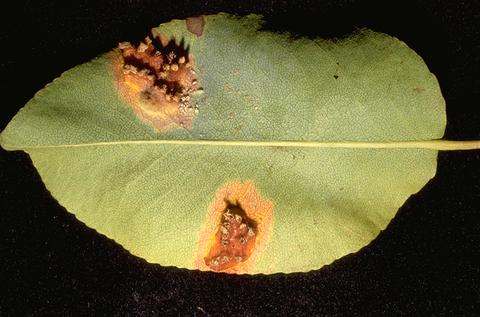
2, 139, 480, 151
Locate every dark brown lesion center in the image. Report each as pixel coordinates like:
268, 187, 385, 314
204, 203, 257, 271
117, 34, 200, 114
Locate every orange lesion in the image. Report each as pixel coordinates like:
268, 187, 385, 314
204, 204, 257, 271
112, 33, 201, 132
195, 181, 274, 274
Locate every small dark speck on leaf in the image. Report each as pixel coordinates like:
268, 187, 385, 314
334, 75, 339, 79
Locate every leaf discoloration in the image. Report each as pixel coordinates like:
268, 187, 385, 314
113, 34, 200, 132
204, 204, 257, 271
186, 16, 205, 37
195, 181, 274, 274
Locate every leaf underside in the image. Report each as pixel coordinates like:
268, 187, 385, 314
0, 13, 446, 274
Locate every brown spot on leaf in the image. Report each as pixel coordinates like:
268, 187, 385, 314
112, 34, 201, 132
186, 16, 205, 37
195, 181, 274, 274
204, 204, 257, 271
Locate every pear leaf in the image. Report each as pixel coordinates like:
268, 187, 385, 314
4, 13, 470, 274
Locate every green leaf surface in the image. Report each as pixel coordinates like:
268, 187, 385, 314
1, 14, 449, 274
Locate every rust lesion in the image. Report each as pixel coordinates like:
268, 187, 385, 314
195, 181, 274, 274
204, 203, 257, 271
112, 32, 201, 132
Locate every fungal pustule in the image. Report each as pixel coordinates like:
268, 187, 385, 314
204, 204, 257, 271
195, 181, 274, 274
112, 28, 201, 132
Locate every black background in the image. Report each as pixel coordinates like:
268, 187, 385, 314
1, 1, 479, 316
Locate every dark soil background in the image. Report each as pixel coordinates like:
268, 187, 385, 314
1, 0, 479, 316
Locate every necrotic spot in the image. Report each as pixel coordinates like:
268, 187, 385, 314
113, 32, 200, 132
195, 181, 273, 274
204, 203, 257, 271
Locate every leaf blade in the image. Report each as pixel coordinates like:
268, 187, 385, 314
1, 13, 451, 273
